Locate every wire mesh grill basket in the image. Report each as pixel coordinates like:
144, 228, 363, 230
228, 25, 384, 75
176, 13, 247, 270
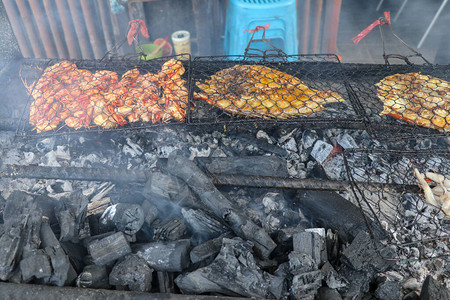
188, 54, 364, 125
344, 64, 450, 140
16, 55, 191, 137
344, 148, 450, 260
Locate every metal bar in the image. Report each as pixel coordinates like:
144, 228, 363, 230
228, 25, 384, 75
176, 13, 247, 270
42, 0, 69, 58
417, 0, 448, 49
300, 0, 311, 53
311, 0, 323, 53
80, 0, 107, 59
393, 0, 409, 23
321, 0, 342, 54
2, 0, 34, 58
54, 0, 82, 59
67, 0, 94, 59
96, 0, 115, 52
15, 0, 45, 58
28, 0, 58, 58
0, 164, 420, 194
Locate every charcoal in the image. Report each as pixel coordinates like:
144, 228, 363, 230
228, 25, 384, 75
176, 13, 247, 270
87, 232, 131, 266
182, 208, 230, 244
419, 275, 450, 300
76, 264, 110, 289
290, 270, 323, 300
141, 199, 159, 226
403, 277, 421, 292
296, 190, 385, 243
19, 250, 52, 282
40, 218, 77, 286
166, 150, 276, 259
55, 193, 88, 243
99, 203, 144, 235
320, 261, 348, 290
152, 218, 187, 241
135, 239, 190, 272
198, 156, 289, 177
0, 218, 27, 280
157, 271, 176, 293
310, 140, 334, 164
317, 287, 343, 300
175, 238, 286, 299
404, 291, 420, 300
288, 252, 317, 275
341, 231, 395, 272
374, 280, 401, 300
293, 230, 327, 267
3, 191, 35, 223
109, 254, 153, 292
190, 232, 234, 265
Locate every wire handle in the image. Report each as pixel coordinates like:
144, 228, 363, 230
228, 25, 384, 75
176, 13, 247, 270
243, 25, 288, 62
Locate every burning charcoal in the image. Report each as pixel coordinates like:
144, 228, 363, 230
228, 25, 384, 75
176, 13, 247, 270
290, 270, 323, 300
182, 208, 230, 244
152, 218, 187, 241
76, 264, 110, 289
87, 232, 131, 266
317, 287, 343, 300
135, 239, 190, 272
175, 238, 286, 299
0, 218, 27, 280
288, 252, 317, 275
19, 250, 52, 282
99, 203, 144, 235
199, 156, 289, 177
123, 137, 143, 158
334, 133, 358, 149
301, 129, 319, 149
55, 145, 70, 160
419, 275, 450, 300
36, 137, 55, 153
40, 217, 77, 286
293, 230, 327, 267
310, 140, 333, 164
320, 262, 348, 290
40, 151, 62, 167
296, 190, 385, 243
190, 232, 234, 265
157, 271, 176, 293
109, 254, 153, 292
166, 150, 276, 259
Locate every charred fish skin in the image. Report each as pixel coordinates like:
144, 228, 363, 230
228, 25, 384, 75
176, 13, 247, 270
375, 72, 450, 132
195, 64, 345, 119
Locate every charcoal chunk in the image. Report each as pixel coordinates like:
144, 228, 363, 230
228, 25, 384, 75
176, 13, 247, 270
420, 275, 450, 300
290, 270, 323, 300
135, 239, 190, 272
87, 232, 131, 266
19, 250, 52, 282
109, 254, 153, 292
76, 265, 110, 289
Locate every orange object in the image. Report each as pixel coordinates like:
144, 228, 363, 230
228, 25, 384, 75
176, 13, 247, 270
154, 37, 173, 57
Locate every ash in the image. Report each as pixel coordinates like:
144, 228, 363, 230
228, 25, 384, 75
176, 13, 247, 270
0, 125, 449, 299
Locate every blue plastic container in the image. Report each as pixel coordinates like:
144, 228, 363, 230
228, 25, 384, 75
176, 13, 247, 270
224, 0, 298, 57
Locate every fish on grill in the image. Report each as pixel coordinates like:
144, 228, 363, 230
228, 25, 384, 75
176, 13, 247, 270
194, 64, 345, 118
375, 72, 450, 132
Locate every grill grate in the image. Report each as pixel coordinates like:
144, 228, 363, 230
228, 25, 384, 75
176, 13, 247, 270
344, 148, 450, 260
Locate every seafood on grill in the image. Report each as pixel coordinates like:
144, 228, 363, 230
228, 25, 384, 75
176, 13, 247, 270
414, 168, 450, 217
26, 59, 189, 133
375, 72, 450, 132
194, 64, 345, 118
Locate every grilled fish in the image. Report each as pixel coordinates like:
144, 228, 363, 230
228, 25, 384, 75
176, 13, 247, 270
195, 64, 345, 118
376, 72, 450, 132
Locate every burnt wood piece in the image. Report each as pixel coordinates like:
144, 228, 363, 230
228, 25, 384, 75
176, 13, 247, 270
135, 239, 190, 272
182, 208, 230, 244
290, 270, 324, 300
152, 218, 187, 242
0, 164, 420, 193
55, 192, 89, 243
19, 250, 52, 282
0, 218, 27, 281
99, 203, 144, 235
190, 232, 234, 265
157, 271, 176, 294
293, 231, 327, 267
165, 150, 276, 259
296, 190, 387, 243
175, 238, 286, 299
0, 282, 252, 299
40, 218, 77, 286
87, 232, 132, 266
76, 264, 110, 289
420, 275, 450, 300
109, 254, 153, 292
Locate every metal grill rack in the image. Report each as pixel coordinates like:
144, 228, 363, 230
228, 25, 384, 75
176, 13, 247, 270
344, 148, 450, 260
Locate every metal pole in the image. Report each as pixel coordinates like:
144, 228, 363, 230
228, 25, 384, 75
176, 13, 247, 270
417, 0, 449, 49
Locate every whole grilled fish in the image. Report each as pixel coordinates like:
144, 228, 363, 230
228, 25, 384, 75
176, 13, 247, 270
195, 64, 344, 118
